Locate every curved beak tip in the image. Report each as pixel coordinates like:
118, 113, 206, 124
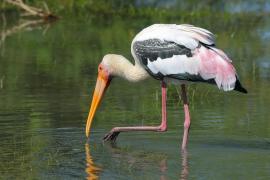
85, 130, 90, 138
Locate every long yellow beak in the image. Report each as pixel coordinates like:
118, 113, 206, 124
85, 70, 110, 137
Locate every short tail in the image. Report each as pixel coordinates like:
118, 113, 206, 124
234, 78, 248, 94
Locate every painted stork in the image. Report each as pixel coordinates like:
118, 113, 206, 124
85, 24, 247, 149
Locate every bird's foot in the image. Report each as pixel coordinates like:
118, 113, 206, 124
103, 130, 120, 142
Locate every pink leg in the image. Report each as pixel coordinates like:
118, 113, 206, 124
103, 82, 167, 142
181, 84, 190, 150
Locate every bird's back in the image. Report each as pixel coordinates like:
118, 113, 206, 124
131, 24, 247, 93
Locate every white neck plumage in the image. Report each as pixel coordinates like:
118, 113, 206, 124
104, 54, 149, 82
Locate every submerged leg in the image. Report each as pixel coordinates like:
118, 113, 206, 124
181, 84, 191, 150
103, 82, 168, 142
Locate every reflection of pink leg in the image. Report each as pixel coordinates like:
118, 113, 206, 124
181, 85, 190, 150
181, 148, 189, 179
103, 82, 167, 142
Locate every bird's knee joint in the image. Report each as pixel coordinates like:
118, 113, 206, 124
158, 125, 167, 132
184, 121, 190, 129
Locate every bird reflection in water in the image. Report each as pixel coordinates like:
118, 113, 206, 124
159, 150, 189, 180
159, 159, 168, 180
85, 142, 189, 179
159, 149, 189, 180
85, 143, 102, 180
180, 149, 189, 180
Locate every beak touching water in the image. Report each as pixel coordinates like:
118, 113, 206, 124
85, 67, 111, 137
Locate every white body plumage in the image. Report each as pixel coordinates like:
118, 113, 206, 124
130, 24, 241, 92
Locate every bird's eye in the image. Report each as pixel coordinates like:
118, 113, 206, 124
98, 66, 102, 71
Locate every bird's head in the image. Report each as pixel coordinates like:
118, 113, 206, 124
85, 54, 122, 138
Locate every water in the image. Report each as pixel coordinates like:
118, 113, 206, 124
1, 2, 270, 179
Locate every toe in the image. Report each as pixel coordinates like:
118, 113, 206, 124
103, 131, 120, 142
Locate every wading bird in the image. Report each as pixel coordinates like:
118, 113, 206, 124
85, 24, 247, 150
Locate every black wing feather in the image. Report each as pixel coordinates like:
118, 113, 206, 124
133, 38, 198, 80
